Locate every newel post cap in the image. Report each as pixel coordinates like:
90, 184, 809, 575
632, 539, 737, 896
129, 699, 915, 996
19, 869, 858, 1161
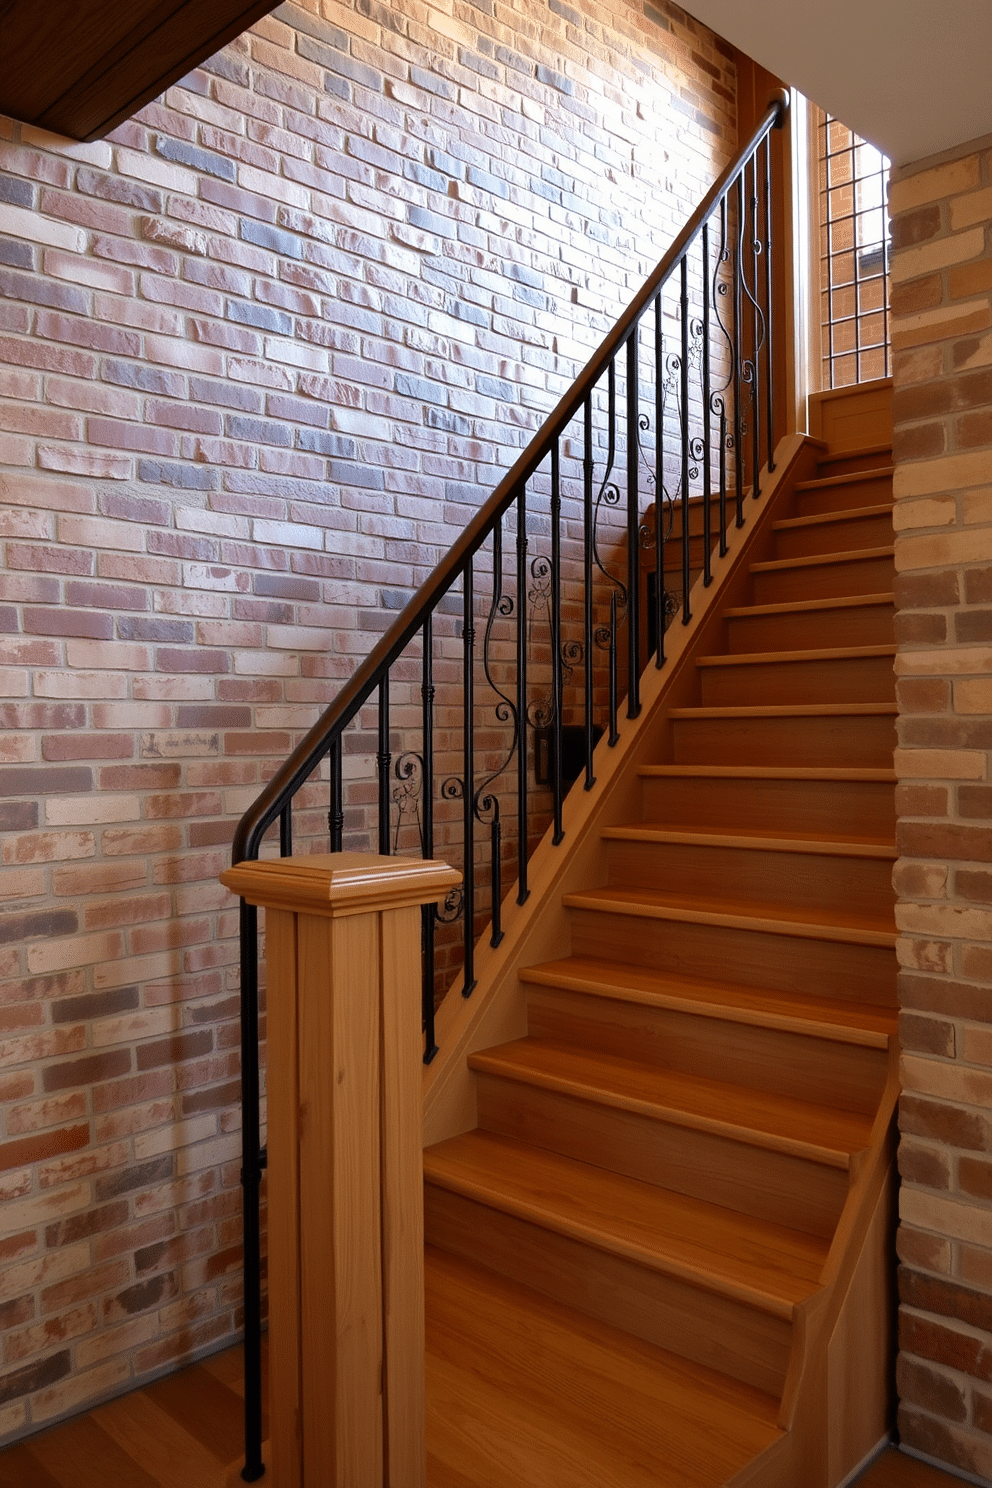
221, 851, 461, 918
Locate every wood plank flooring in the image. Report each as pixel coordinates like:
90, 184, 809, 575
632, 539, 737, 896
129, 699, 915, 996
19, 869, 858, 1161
0, 1332, 972, 1488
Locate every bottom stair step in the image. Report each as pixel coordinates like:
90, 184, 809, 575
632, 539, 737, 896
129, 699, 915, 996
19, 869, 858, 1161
426, 1244, 784, 1488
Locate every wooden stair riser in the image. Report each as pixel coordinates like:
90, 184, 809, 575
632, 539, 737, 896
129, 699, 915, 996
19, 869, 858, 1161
473, 1072, 849, 1238
772, 510, 894, 560
725, 600, 895, 654
638, 773, 897, 837
670, 710, 898, 769
658, 533, 714, 573
566, 907, 897, 1004
423, 1185, 794, 1397
604, 838, 896, 919
697, 653, 895, 707
649, 494, 725, 541
793, 476, 893, 517
814, 447, 892, 478
524, 986, 889, 1114
750, 551, 894, 605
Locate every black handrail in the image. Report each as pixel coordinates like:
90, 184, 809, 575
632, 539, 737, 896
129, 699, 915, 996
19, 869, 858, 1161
233, 89, 788, 1481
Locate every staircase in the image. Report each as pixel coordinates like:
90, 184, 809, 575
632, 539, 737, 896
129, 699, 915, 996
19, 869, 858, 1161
422, 418, 899, 1487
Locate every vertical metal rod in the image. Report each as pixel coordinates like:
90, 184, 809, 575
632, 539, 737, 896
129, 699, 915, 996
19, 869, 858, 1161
377, 674, 391, 857
421, 614, 438, 1063
679, 256, 691, 626
608, 590, 619, 746
654, 292, 665, 666
763, 136, 776, 473
279, 802, 292, 857
515, 490, 529, 904
329, 736, 343, 851
701, 226, 713, 588
749, 156, 762, 503
490, 527, 504, 945
582, 397, 596, 786
550, 439, 564, 843
625, 332, 640, 717
421, 903, 437, 1064
462, 564, 476, 996
718, 197, 729, 559
851, 129, 862, 382
733, 173, 745, 527
881, 148, 891, 378
239, 900, 265, 1483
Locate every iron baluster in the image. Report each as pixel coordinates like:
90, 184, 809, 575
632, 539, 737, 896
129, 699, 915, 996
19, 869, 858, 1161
421, 614, 438, 1063
477, 520, 514, 948
701, 227, 713, 588
608, 590, 619, 746
733, 172, 745, 529
680, 256, 691, 625
329, 736, 343, 851
377, 674, 391, 857
749, 158, 762, 502
625, 334, 640, 717
716, 196, 730, 558
582, 397, 596, 784
764, 135, 776, 473
279, 802, 292, 857
238, 898, 265, 1483
654, 292, 665, 666
515, 488, 529, 904
462, 564, 476, 996
550, 440, 565, 842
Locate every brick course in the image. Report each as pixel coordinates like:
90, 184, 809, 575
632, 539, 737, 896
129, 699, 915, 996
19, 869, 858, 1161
891, 131, 992, 1481
0, 0, 734, 1440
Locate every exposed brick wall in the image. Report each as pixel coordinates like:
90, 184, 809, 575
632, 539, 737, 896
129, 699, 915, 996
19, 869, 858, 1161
890, 135, 992, 1480
0, 0, 735, 1440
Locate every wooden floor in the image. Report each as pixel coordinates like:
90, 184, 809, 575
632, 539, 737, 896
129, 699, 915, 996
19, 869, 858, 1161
0, 1334, 971, 1488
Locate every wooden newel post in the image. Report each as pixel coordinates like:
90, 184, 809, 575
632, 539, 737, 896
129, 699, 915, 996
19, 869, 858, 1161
221, 852, 461, 1488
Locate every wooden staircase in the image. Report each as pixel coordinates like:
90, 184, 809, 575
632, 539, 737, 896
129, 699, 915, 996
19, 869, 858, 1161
422, 415, 899, 1486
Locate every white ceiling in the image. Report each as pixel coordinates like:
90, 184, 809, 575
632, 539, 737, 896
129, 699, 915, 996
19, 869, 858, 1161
681, 0, 992, 166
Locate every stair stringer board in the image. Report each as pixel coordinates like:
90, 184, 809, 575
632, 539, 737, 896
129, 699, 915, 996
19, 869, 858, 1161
423, 431, 824, 1148
727, 1057, 899, 1488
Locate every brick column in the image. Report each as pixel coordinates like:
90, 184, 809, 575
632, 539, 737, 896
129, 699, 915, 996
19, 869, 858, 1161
889, 134, 992, 1479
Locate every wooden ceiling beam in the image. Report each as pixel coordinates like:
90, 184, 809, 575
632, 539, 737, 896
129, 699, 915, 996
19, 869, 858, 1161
0, 0, 283, 142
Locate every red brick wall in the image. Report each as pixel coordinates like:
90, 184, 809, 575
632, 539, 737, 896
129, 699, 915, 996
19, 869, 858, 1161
0, 0, 735, 1438
889, 134, 992, 1480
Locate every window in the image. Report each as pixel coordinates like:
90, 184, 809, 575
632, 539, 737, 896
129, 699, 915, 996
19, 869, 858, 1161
817, 114, 891, 388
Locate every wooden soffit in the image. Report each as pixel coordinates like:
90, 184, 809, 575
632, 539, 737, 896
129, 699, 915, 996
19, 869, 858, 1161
0, 0, 283, 143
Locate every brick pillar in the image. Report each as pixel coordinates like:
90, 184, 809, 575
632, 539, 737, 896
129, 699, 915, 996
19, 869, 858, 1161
889, 134, 992, 1479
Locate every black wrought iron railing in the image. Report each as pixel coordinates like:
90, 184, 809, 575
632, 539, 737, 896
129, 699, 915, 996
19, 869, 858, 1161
232, 90, 788, 1480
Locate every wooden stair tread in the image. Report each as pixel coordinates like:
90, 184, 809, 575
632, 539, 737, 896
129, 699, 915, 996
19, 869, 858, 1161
724, 591, 893, 619
519, 956, 897, 1045
751, 545, 894, 575
601, 823, 896, 857
796, 466, 894, 491
668, 701, 897, 719
424, 1131, 827, 1313
470, 1038, 873, 1165
697, 643, 896, 667
773, 504, 893, 533
638, 764, 896, 782
563, 884, 895, 944
426, 1246, 783, 1488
